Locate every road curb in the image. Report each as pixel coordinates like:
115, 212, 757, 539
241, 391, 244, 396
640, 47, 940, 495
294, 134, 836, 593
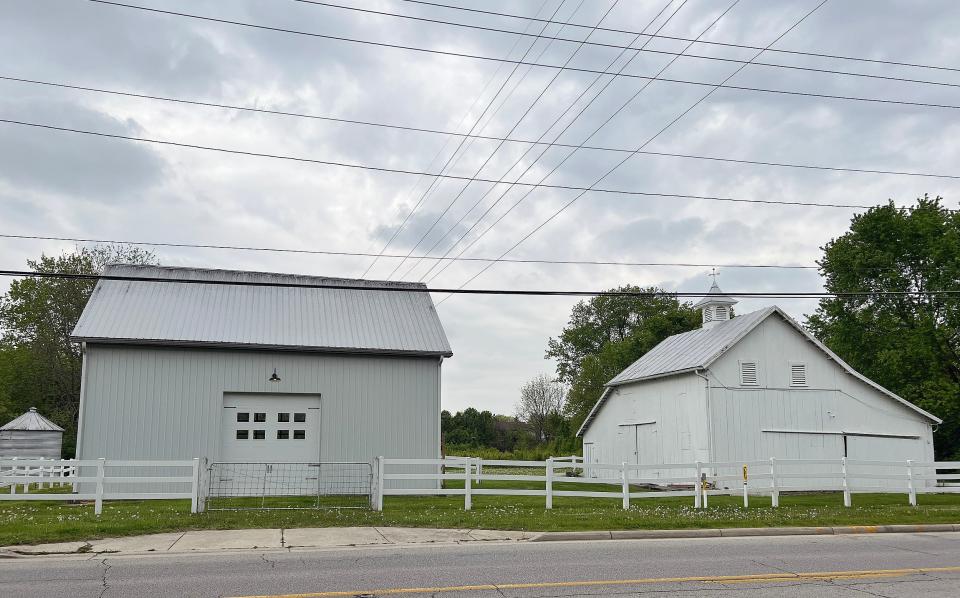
531, 524, 960, 542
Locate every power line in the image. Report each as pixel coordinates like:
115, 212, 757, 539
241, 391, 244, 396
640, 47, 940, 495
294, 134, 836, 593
7, 74, 953, 180
1, 269, 955, 298
0, 117, 875, 210
0, 232, 822, 269
436, 1, 830, 299
383, 0, 626, 280
359, 0, 569, 278
85, 1, 960, 112
293, 0, 960, 91
422, 0, 741, 284
396, 0, 960, 75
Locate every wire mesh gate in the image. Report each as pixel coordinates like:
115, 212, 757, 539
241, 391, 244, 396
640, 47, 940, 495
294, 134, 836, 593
205, 462, 373, 510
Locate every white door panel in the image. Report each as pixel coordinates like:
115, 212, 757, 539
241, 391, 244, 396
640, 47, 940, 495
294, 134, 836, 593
220, 394, 321, 463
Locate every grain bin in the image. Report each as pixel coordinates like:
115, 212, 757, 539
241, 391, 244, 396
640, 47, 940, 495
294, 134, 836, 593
0, 407, 64, 459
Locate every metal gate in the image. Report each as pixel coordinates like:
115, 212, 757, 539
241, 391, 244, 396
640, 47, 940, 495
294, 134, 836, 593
205, 461, 373, 510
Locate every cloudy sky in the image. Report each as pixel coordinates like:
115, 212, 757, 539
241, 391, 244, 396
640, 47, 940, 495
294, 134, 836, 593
2, 0, 959, 415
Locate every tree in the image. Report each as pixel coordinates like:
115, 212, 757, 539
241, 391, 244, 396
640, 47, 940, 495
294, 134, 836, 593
516, 374, 565, 442
547, 286, 701, 427
806, 196, 960, 458
0, 245, 157, 456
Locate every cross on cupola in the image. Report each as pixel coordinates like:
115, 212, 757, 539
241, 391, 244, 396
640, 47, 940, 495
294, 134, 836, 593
693, 269, 738, 329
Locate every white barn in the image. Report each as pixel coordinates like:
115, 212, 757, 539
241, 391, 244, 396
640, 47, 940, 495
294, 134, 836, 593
578, 282, 940, 488
71, 265, 452, 468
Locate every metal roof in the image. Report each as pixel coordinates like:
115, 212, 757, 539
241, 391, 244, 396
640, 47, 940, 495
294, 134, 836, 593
71, 265, 453, 357
607, 307, 773, 386
1, 408, 64, 432
577, 306, 938, 436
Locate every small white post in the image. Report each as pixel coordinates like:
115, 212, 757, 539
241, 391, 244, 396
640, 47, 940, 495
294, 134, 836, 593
463, 457, 472, 511
770, 458, 779, 508
9, 462, 16, 495
621, 462, 629, 510
694, 461, 702, 508
476, 459, 482, 486
907, 460, 917, 507
841, 457, 851, 507
71, 459, 78, 494
94, 458, 105, 516
701, 472, 708, 509
375, 456, 384, 512
742, 464, 749, 508
545, 458, 554, 510
190, 458, 200, 514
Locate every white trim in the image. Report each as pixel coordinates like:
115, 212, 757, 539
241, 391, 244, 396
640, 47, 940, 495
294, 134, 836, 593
761, 428, 921, 440
617, 420, 656, 427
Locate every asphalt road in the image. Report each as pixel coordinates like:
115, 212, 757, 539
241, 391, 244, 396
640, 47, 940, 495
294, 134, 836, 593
2, 532, 960, 598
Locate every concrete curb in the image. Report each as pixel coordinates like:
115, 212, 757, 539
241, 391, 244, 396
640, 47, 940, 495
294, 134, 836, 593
531, 523, 960, 542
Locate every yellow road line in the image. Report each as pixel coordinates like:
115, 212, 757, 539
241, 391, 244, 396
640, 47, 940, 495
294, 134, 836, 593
231, 565, 960, 598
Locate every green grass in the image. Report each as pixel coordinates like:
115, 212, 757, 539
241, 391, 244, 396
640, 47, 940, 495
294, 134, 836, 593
2, 479, 960, 547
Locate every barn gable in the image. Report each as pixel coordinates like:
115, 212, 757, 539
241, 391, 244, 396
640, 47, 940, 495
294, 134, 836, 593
578, 306, 938, 437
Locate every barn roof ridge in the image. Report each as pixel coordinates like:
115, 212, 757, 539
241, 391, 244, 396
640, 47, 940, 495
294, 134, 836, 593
102, 263, 429, 289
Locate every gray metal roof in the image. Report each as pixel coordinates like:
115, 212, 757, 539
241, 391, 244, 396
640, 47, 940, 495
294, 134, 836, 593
71, 265, 453, 357
607, 307, 773, 386
1, 408, 64, 432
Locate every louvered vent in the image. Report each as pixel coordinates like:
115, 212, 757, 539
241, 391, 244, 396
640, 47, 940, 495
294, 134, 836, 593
790, 363, 807, 387
740, 361, 758, 386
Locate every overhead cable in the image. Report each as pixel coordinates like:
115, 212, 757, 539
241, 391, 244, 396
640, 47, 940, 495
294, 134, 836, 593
0, 118, 874, 210
84, 1, 960, 112
1, 270, 955, 298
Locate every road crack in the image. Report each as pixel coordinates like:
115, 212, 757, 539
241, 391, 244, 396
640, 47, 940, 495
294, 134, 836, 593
260, 553, 276, 569
97, 558, 111, 598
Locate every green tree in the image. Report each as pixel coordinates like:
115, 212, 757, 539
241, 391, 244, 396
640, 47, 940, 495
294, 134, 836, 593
547, 286, 701, 428
0, 245, 157, 456
806, 196, 960, 458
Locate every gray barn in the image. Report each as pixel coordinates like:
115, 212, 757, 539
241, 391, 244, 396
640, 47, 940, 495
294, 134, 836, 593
71, 265, 452, 467
0, 407, 64, 459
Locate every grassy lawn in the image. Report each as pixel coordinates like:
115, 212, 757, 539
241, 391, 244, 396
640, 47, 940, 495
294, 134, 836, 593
2, 478, 960, 547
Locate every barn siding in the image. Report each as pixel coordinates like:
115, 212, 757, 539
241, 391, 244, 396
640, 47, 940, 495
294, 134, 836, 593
78, 344, 441, 466
706, 314, 934, 488
581, 373, 707, 478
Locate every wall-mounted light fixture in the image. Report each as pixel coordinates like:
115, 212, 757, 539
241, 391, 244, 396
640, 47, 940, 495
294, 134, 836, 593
269, 368, 281, 383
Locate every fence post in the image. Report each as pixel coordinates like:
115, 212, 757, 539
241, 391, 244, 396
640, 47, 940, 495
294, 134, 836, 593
907, 460, 916, 507
94, 458, 105, 516
71, 459, 78, 494
841, 457, 851, 507
190, 458, 200, 514
9, 460, 16, 495
198, 457, 208, 513
464, 457, 472, 511
545, 457, 554, 510
743, 464, 749, 508
701, 472, 708, 509
375, 456, 384, 512
770, 458, 779, 508
621, 462, 629, 510
694, 462, 702, 508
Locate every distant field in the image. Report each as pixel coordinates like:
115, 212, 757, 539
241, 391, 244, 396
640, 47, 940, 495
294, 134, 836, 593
2, 482, 960, 547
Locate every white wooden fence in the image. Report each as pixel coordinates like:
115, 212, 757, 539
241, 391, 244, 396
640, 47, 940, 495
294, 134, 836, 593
372, 456, 960, 511
0, 458, 202, 515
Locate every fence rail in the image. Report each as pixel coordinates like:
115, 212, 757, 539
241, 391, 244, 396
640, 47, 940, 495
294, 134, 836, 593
0, 457, 201, 514
373, 456, 960, 511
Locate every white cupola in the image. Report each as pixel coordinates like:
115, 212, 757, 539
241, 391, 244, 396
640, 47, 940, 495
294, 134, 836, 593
693, 278, 738, 329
